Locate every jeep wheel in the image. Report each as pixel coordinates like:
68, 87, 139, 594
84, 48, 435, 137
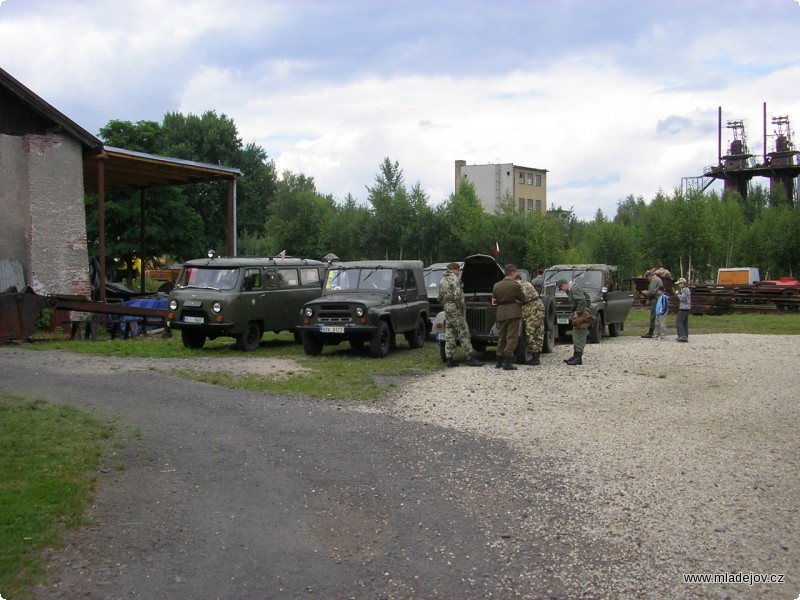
589, 313, 604, 344
608, 321, 620, 337
181, 329, 206, 349
405, 316, 426, 349
302, 331, 324, 356
236, 321, 263, 352
370, 321, 391, 358
542, 296, 556, 354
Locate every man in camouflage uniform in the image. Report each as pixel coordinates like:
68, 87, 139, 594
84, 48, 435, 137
437, 263, 485, 368
516, 274, 544, 366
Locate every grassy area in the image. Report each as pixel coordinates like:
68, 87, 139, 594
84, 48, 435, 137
26, 308, 800, 401
0, 393, 115, 599
621, 307, 800, 335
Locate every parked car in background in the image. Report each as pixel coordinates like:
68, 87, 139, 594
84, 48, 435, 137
539, 264, 634, 343
431, 254, 556, 364
166, 254, 326, 351
297, 260, 429, 358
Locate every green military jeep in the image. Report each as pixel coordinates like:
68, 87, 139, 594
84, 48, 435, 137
539, 264, 635, 343
296, 260, 429, 358
166, 255, 326, 351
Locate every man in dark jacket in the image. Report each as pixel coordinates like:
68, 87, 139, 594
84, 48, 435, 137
492, 264, 526, 370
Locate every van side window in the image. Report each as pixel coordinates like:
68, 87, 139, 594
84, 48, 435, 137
278, 268, 299, 286
300, 267, 320, 286
242, 268, 261, 291
263, 269, 277, 288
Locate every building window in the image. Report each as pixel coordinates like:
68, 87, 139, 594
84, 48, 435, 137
518, 198, 525, 211
527, 199, 533, 212
527, 173, 533, 185
536, 199, 542, 211
535, 174, 542, 186
518, 172, 524, 183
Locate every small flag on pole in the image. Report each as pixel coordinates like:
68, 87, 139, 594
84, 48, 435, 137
491, 241, 500, 256
278, 249, 286, 260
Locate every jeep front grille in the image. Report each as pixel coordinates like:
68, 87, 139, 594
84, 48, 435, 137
465, 310, 485, 332
318, 303, 354, 323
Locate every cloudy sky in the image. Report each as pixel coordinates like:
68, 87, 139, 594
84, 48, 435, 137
2, 0, 799, 220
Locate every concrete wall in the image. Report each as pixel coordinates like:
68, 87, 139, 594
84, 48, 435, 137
0, 132, 90, 296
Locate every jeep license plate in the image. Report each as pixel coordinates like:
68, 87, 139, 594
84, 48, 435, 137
320, 326, 344, 333
182, 316, 204, 324
557, 318, 570, 325
435, 333, 442, 340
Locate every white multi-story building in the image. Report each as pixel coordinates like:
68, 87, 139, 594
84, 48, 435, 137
455, 160, 547, 214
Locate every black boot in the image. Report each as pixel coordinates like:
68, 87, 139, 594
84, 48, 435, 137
565, 352, 583, 365
465, 356, 485, 367
502, 356, 517, 370
563, 353, 575, 363
525, 352, 540, 366
495, 356, 504, 369
641, 330, 653, 338
446, 357, 458, 368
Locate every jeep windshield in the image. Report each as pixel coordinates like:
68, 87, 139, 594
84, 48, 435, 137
176, 267, 239, 291
543, 269, 603, 290
325, 268, 393, 292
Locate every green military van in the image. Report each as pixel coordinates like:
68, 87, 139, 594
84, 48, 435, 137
166, 255, 327, 351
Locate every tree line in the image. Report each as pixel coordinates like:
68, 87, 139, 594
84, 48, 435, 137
86, 112, 800, 286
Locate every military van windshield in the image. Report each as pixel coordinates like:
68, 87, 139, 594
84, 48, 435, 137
176, 267, 239, 291
543, 269, 604, 289
326, 268, 394, 292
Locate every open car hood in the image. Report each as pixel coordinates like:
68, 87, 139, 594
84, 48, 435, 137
460, 254, 505, 294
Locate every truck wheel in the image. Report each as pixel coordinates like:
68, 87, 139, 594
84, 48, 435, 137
370, 321, 391, 358
608, 321, 620, 337
236, 321, 263, 352
181, 329, 206, 349
542, 296, 556, 354
589, 313, 604, 344
302, 331, 324, 356
405, 316, 426, 349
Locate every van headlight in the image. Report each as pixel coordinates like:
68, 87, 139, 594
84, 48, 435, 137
212, 302, 222, 313
304, 307, 314, 317
355, 306, 364, 317
169, 299, 178, 310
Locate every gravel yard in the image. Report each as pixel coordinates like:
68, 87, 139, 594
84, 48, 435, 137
358, 334, 800, 598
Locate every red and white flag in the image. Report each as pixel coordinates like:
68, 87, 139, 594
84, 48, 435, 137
278, 249, 286, 260
491, 241, 500, 256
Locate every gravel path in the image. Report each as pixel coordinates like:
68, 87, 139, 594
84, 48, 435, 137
1, 333, 798, 599
357, 333, 800, 598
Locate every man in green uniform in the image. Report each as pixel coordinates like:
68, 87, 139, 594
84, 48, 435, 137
558, 278, 592, 366
492, 264, 526, 370
437, 263, 485, 368
516, 274, 544, 366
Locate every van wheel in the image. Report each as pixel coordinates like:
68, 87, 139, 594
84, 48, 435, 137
302, 331, 324, 356
405, 316, 426, 349
181, 329, 206, 349
608, 321, 620, 337
370, 321, 391, 358
236, 321, 263, 352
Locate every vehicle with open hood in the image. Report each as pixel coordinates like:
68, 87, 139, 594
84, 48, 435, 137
431, 254, 556, 363
539, 264, 634, 343
296, 260, 429, 358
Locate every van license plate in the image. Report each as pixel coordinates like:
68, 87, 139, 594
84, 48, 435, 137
557, 318, 569, 325
182, 316, 204, 324
320, 326, 344, 333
